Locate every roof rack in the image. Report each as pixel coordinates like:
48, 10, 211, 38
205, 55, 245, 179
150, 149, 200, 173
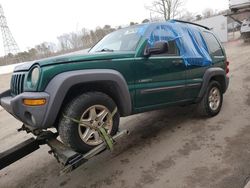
172, 19, 210, 30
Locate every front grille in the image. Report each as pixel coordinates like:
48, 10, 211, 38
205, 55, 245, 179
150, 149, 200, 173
10, 73, 25, 96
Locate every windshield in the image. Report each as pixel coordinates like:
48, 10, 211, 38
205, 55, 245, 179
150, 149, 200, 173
89, 25, 143, 53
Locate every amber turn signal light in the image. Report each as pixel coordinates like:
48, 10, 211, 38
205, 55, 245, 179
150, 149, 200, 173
23, 99, 46, 106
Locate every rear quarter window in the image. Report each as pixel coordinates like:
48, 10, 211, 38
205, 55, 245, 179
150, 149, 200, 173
202, 32, 224, 57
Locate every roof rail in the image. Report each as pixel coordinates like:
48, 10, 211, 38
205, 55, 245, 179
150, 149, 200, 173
172, 19, 210, 30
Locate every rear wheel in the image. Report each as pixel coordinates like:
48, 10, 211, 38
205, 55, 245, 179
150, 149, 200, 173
58, 92, 120, 153
197, 80, 223, 117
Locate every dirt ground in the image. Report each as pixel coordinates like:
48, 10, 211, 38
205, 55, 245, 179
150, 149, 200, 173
0, 40, 250, 188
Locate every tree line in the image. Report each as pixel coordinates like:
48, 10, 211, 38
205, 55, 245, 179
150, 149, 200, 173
0, 0, 225, 66
0, 25, 116, 66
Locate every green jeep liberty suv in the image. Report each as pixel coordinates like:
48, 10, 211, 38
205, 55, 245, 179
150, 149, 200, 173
0, 20, 229, 153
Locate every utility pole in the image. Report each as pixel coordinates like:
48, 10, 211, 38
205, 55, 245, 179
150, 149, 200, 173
0, 4, 20, 65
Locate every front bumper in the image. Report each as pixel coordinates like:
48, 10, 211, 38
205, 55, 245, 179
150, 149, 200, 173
0, 90, 50, 128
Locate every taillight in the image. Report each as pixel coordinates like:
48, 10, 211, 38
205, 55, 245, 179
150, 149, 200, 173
226, 60, 230, 74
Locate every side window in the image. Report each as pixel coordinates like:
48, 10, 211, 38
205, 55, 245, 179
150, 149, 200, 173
149, 27, 179, 56
150, 40, 179, 56
203, 32, 224, 57
165, 41, 179, 56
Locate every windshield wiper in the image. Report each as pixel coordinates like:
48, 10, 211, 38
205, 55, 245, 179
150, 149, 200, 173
97, 48, 114, 52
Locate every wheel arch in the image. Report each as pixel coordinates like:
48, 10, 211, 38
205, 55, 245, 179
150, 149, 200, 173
196, 67, 227, 103
61, 81, 128, 116
42, 69, 132, 128
210, 75, 226, 93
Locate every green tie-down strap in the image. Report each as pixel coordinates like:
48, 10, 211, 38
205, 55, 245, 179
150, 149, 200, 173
98, 127, 114, 151
62, 107, 117, 151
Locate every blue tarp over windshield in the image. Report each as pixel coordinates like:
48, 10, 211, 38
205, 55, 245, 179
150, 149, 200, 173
143, 20, 212, 67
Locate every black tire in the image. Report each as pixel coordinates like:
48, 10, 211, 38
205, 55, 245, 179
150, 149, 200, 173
197, 80, 223, 117
58, 92, 120, 153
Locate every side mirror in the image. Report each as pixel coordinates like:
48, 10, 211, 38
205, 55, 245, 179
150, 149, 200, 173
144, 41, 169, 56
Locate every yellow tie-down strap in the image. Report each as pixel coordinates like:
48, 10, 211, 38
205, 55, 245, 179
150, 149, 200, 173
63, 107, 117, 151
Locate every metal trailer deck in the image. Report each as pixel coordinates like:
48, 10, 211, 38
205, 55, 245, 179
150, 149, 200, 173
0, 124, 129, 175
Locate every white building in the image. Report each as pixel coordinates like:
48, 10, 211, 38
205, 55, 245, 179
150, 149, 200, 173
195, 15, 228, 42
229, 0, 250, 11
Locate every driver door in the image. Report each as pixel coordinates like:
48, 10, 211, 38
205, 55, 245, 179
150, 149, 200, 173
134, 40, 186, 108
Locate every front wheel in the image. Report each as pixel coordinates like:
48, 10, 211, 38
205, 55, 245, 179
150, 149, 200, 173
58, 92, 120, 153
197, 80, 223, 117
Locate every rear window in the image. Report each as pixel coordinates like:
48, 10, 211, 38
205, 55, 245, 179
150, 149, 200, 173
203, 32, 224, 57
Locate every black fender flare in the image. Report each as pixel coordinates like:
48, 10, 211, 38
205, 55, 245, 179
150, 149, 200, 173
42, 69, 132, 128
195, 67, 228, 103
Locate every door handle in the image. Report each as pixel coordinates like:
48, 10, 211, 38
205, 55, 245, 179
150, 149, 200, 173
172, 60, 183, 65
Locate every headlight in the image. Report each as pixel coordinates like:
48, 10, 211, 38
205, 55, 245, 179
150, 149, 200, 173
30, 67, 40, 87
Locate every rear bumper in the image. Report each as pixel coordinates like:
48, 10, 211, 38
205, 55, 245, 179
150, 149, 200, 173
0, 90, 50, 128
225, 76, 230, 93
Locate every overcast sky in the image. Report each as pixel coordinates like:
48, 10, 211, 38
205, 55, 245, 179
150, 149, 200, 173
0, 0, 229, 55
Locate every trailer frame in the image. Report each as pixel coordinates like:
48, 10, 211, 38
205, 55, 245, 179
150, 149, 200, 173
0, 124, 129, 174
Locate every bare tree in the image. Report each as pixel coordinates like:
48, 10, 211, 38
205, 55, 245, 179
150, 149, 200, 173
35, 42, 52, 58
179, 11, 195, 22
103, 25, 115, 33
95, 26, 107, 40
81, 28, 92, 48
57, 34, 72, 51
196, 14, 202, 21
142, 19, 150, 23
202, 8, 215, 18
67, 32, 83, 50
147, 0, 183, 21
129, 22, 138, 26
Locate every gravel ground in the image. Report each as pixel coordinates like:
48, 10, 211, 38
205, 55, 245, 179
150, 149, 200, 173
0, 40, 250, 188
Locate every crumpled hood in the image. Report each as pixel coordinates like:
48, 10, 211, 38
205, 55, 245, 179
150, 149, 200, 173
14, 52, 135, 72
